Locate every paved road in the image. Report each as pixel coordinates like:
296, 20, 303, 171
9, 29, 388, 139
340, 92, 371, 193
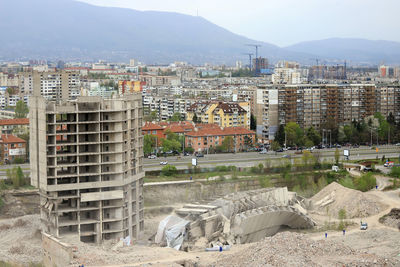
0, 146, 398, 177
145, 146, 400, 171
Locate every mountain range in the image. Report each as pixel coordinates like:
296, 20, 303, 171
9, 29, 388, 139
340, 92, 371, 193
0, 0, 399, 65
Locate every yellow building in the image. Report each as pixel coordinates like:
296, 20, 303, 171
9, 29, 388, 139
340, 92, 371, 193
187, 101, 250, 129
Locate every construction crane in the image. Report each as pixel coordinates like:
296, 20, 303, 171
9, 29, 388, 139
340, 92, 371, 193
246, 44, 261, 73
242, 53, 253, 70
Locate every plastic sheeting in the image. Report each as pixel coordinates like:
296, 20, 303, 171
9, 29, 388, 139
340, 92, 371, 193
155, 215, 190, 250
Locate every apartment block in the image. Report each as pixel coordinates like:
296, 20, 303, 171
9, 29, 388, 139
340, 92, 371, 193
20, 70, 80, 101
30, 94, 144, 243
256, 83, 391, 141
187, 101, 250, 129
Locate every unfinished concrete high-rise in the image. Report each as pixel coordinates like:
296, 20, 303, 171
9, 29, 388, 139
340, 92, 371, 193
30, 94, 144, 243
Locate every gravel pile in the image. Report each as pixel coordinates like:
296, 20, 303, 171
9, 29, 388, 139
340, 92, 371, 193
0, 215, 43, 265
210, 232, 399, 267
379, 208, 400, 229
310, 182, 386, 218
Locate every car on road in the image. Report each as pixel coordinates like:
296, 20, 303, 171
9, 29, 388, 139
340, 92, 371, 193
183, 152, 191, 156
384, 161, 394, 167
282, 154, 290, 158
160, 161, 168, 165
276, 148, 284, 152
360, 222, 368, 230
396, 143, 400, 146
196, 153, 204, 158
259, 150, 268, 154
148, 155, 157, 159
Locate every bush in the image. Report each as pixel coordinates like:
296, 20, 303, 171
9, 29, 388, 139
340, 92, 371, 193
161, 165, 177, 176
390, 167, 400, 178
354, 173, 376, 192
184, 147, 195, 154
215, 166, 229, 172
13, 157, 25, 164
258, 176, 271, 188
339, 176, 355, 189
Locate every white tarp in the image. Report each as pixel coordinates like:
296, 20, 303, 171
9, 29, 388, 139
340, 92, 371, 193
155, 215, 190, 250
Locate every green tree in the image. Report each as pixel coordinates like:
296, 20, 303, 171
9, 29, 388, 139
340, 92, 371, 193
275, 125, 286, 146
334, 148, 340, 165
285, 122, 304, 147
161, 165, 177, 176
250, 114, 257, 131
192, 114, 201, 124
306, 127, 321, 146
221, 136, 234, 152
271, 141, 281, 151
168, 112, 182, 122
7, 166, 25, 189
14, 100, 29, 118
144, 134, 157, 155
244, 136, 253, 150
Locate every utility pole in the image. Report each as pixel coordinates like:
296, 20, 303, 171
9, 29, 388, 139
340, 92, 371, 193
370, 128, 372, 146
329, 130, 332, 147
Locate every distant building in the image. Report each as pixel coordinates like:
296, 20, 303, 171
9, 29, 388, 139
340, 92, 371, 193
118, 81, 143, 95
0, 118, 29, 134
187, 101, 250, 129
185, 126, 256, 153
19, 70, 80, 101
253, 57, 268, 73
0, 134, 26, 163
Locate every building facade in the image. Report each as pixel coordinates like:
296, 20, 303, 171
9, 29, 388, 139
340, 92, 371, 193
30, 94, 144, 243
0, 134, 26, 163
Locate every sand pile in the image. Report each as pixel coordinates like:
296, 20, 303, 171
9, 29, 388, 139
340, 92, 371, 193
0, 215, 43, 265
310, 182, 386, 219
209, 232, 399, 267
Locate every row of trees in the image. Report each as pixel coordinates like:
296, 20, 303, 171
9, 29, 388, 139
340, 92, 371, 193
274, 122, 322, 148
274, 112, 400, 147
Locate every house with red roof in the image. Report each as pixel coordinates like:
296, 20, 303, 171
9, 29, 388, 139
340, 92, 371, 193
185, 126, 255, 153
0, 118, 29, 134
0, 134, 27, 163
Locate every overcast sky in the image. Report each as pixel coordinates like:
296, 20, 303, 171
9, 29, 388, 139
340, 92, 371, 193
79, 0, 399, 47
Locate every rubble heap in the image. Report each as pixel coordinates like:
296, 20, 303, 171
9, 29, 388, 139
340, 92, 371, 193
156, 187, 315, 249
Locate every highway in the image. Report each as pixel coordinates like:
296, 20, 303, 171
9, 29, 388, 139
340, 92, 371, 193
0, 146, 399, 178
144, 146, 400, 171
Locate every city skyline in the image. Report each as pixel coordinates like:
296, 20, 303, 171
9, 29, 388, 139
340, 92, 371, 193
79, 0, 400, 47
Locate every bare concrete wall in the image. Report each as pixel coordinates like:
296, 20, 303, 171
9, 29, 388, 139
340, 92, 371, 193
42, 232, 74, 267
144, 180, 262, 207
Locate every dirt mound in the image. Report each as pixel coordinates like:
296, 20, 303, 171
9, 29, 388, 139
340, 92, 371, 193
310, 182, 386, 219
379, 208, 400, 229
209, 232, 399, 267
0, 214, 43, 265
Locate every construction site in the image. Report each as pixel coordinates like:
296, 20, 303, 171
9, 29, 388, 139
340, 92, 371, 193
0, 91, 399, 266
1, 161, 400, 266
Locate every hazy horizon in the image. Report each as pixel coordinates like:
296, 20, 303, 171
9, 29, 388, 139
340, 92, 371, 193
78, 0, 400, 47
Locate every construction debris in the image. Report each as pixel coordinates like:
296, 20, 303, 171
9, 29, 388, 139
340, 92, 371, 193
379, 208, 400, 230
156, 187, 315, 249
208, 231, 400, 267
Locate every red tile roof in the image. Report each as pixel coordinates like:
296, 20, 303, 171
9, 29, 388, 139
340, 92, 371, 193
0, 134, 26, 144
0, 118, 29, 126
142, 122, 164, 131
186, 127, 255, 137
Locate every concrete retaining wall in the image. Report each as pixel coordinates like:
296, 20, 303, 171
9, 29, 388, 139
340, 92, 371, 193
42, 232, 74, 267
144, 179, 261, 206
